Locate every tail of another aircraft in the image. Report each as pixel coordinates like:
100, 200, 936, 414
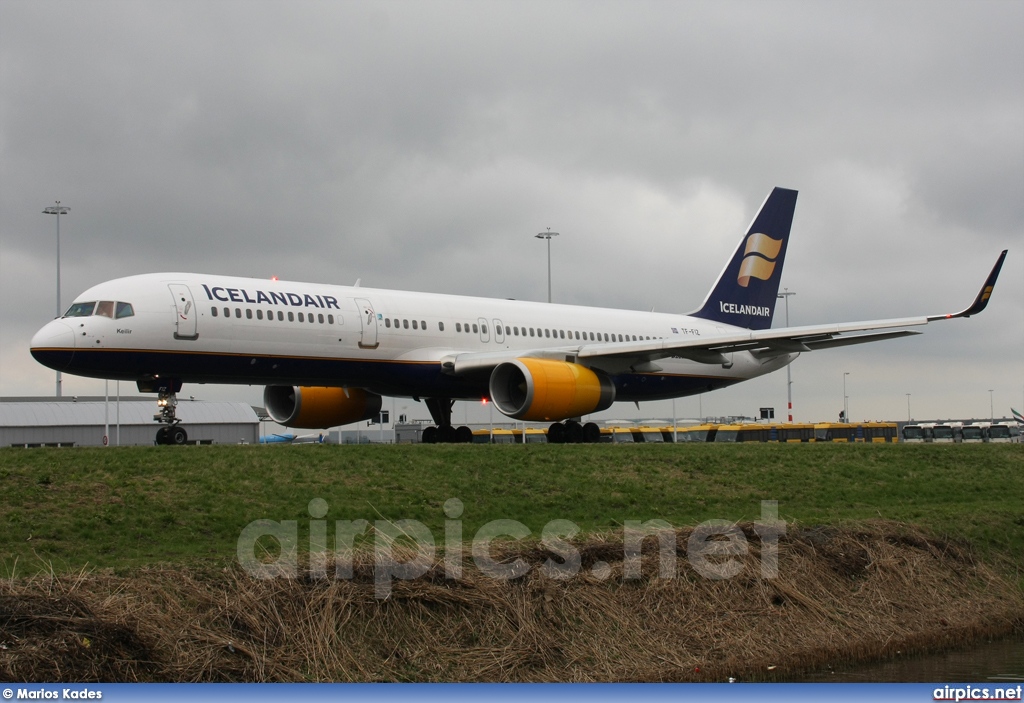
690, 187, 798, 330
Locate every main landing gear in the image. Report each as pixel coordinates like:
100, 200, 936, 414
421, 398, 473, 444
546, 420, 602, 444
141, 379, 189, 445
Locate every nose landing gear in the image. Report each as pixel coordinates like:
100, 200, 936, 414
140, 379, 189, 445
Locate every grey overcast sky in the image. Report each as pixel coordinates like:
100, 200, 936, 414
1, 0, 1021, 425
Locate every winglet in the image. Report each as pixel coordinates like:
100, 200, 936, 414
927, 250, 1007, 321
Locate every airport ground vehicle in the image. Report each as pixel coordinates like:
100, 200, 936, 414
675, 424, 720, 442
631, 426, 668, 443
600, 427, 636, 443
813, 422, 899, 442
960, 423, 986, 443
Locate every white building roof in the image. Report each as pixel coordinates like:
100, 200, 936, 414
0, 401, 259, 427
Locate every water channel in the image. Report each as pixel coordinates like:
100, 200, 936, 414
796, 635, 1024, 682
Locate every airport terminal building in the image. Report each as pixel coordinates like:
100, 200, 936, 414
0, 397, 260, 447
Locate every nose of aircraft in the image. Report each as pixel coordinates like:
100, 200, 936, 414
30, 319, 76, 370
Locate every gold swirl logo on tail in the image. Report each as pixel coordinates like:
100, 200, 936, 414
737, 232, 783, 287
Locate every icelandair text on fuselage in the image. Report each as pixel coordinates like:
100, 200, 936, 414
11, 689, 101, 700
201, 284, 341, 310
720, 301, 771, 317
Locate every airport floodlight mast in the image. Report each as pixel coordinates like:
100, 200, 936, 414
777, 288, 795, 421
843, 371, 850, 423
535, 228, 559, 303
42, 201, 70, 397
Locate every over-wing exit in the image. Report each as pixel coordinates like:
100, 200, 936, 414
30, 188, 1007, 444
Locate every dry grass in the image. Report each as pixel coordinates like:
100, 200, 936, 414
1, 521, 1021, 682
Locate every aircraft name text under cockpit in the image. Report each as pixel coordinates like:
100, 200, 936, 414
201, 284, 341, 310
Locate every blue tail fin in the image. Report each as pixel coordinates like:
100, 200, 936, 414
690, 187, 798, 330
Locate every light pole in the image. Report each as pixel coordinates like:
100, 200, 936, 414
43, 201, 70, 397
535, 228, 559, 303
906, 393, 911, 422
989, 389, 994, 422
777, 288, 796, 421
843, 372, 850, 423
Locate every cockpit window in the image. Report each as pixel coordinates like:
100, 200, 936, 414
95, 301, 115, 318
64, 302, 96, 317
62, 301, 134, 319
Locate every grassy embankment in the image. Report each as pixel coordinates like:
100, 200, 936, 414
1, 443, 1021, 574
1, 443, 1022, 682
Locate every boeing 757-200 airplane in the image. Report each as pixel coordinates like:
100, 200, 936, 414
30, 188, 1007, 444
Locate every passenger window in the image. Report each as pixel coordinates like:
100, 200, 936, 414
328, 315, 334, 324
421, 320, 426, 330
115, 302, 134, 319
318, 314, 324, 323
544, 329, 550, 338
278, 311, 284, 321
246, 309, 253, 319
438, 322, 444, 331
412, 320, 418, 330
224, 307, 230, 317
211, 307, 218, 317
456, 322, 461, 332
559, 330, 565, 339
403, 319, 409, 329
235, 309, 242, 318
268, 310, 273, 320
95, 301, 115, 318
309, 314, 315, 323
530, 328, 535, 337
288, 312, 294, 322
481, 324, 487, 334
472, 324, 479, 333
256, 310, 263, 320
505, 326, 511, 335
385, 318, 391, 328
574, 331, 580, 340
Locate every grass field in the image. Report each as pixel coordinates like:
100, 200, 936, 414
1, 443, 1022, 575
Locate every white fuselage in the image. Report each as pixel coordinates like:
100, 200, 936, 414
30, 272, 793, 404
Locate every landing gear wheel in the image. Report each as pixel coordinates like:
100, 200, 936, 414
156, 426, 171, 445
455, 426, 473, 444
438, 425, 456, 443
564, 421, 584, 444
169, 426, 188, 445
547, 422, 566, 444
583, 422, 601, 444
422, 426, 439, 444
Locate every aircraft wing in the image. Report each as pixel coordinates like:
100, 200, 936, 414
443, 250, 1006, 375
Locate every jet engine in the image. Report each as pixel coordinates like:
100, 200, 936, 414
264, 386, 382, 429
489, 358, 615, 422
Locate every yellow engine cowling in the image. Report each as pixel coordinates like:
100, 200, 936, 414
264, 386, 383, 429
489, 358, 615, 421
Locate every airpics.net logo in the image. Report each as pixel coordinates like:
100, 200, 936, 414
236, 499, 786, 598
736, 232, 783, 287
